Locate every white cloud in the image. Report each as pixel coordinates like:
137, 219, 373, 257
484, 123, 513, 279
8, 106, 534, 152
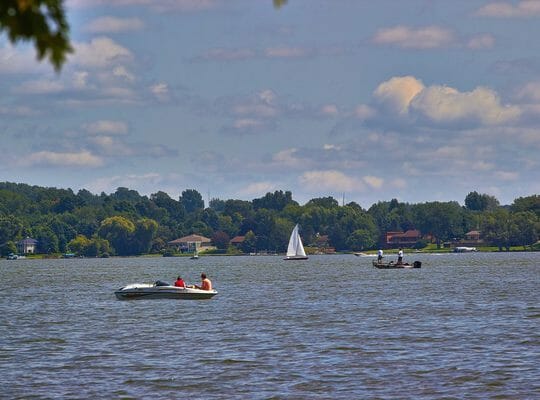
150, 82, 170, 101
411, 85, 521, 125
84, 16, 144, 33
265, 46, 310, 58
113, 66, 135, 82
85, 172, 163, 195
238, 181, 278, 196
321, 104, 339, 117
371, 76, 521, 126
71, 37, 133, 68
299, 170, 364, 192
354, 104, 376, 119
13, 79, 64, 94
476, 1, 540, 17
467, 34, 495, 49
363, 176, 384, 189
273, 148, 302, 167
323, 144, 341, 151
495, 171, 519, 180
373, 26, 454, 49
23, 150, 104, 167
233, 118, 263, 129
0, 44, 51, 74
373, 76, 425, 115
84, 120, 129, 135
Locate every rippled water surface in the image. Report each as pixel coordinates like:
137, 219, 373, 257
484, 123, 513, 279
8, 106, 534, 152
1, 253, 539, 399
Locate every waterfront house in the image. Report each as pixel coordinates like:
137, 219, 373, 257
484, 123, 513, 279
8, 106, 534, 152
168, 234, 213, 253
17, 237, 38, 254
385, 230, 422, 248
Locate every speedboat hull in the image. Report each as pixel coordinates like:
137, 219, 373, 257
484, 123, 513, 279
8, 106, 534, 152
372, 260, 421, 269
115, 283, 217, 300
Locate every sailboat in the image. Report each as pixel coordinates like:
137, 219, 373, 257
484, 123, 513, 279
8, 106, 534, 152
284, 224, 308, 260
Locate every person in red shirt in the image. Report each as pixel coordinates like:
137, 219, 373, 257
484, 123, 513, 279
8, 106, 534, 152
174, 276, 185, 288
195, 273, 212, 291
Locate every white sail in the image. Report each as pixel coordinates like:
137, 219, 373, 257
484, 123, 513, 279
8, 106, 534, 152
286, 224, 307, 259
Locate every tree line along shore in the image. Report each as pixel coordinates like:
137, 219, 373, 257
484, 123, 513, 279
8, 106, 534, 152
0, 182, 538, 258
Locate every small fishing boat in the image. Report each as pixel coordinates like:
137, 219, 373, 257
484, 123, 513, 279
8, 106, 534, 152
372, 260, 422, 269
284, 224, 308, 260
115, 281, 217, 300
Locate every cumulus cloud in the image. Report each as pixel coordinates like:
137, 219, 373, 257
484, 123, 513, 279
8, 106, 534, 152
84, 120, 129, 135
24, 150, 104, 167
410, 85, 521, 125
299, 170, 364, 192
371, 75, 521, 127
373, 76, 425, 115
475, 1, 540, 17
84, 16, 145, 33
373, 25, 455, 49
71, 37, 133, 68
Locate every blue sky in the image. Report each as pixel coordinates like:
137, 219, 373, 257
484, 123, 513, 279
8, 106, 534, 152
1, 0, 540, 207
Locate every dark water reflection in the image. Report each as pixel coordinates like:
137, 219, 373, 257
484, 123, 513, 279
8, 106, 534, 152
0, 252, 539, 399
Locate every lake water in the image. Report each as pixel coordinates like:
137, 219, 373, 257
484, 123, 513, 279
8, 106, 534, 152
0, 252, 538, 399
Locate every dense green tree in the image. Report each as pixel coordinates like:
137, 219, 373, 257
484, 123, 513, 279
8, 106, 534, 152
150, 191, 185, 221
0, 240, 17, 256
465, 191, 500, 211
132, 219, 158, 255
252, 190, 297, 211
413, 202, 465, 248
209, 198, 226, 212
212, 231, 230, 250
482, 209, 516, 251
306, 197, 339, 209
181, 189, 205, 214
97, 216, 135, 256
347, 229, 376, 251
510, 212, 539, 248
241, 230, 257, 253
34, 226, 59, 253
0, 216, 24, 245
511, 195, 540, 217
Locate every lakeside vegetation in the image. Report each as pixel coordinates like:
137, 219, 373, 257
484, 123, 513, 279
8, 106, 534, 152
0, 182, 538, 257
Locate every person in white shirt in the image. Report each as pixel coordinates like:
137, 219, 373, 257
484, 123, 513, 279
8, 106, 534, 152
397, 248, 403, 264
377, 249, 383, 263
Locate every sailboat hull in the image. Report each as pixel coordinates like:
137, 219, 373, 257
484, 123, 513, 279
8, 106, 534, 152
284, 255, 309, 260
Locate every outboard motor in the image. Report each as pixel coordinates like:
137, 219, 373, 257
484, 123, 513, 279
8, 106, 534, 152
413, 261, 422, 268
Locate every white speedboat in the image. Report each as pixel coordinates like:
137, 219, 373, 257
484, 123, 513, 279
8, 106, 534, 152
115, 281, 217, 300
